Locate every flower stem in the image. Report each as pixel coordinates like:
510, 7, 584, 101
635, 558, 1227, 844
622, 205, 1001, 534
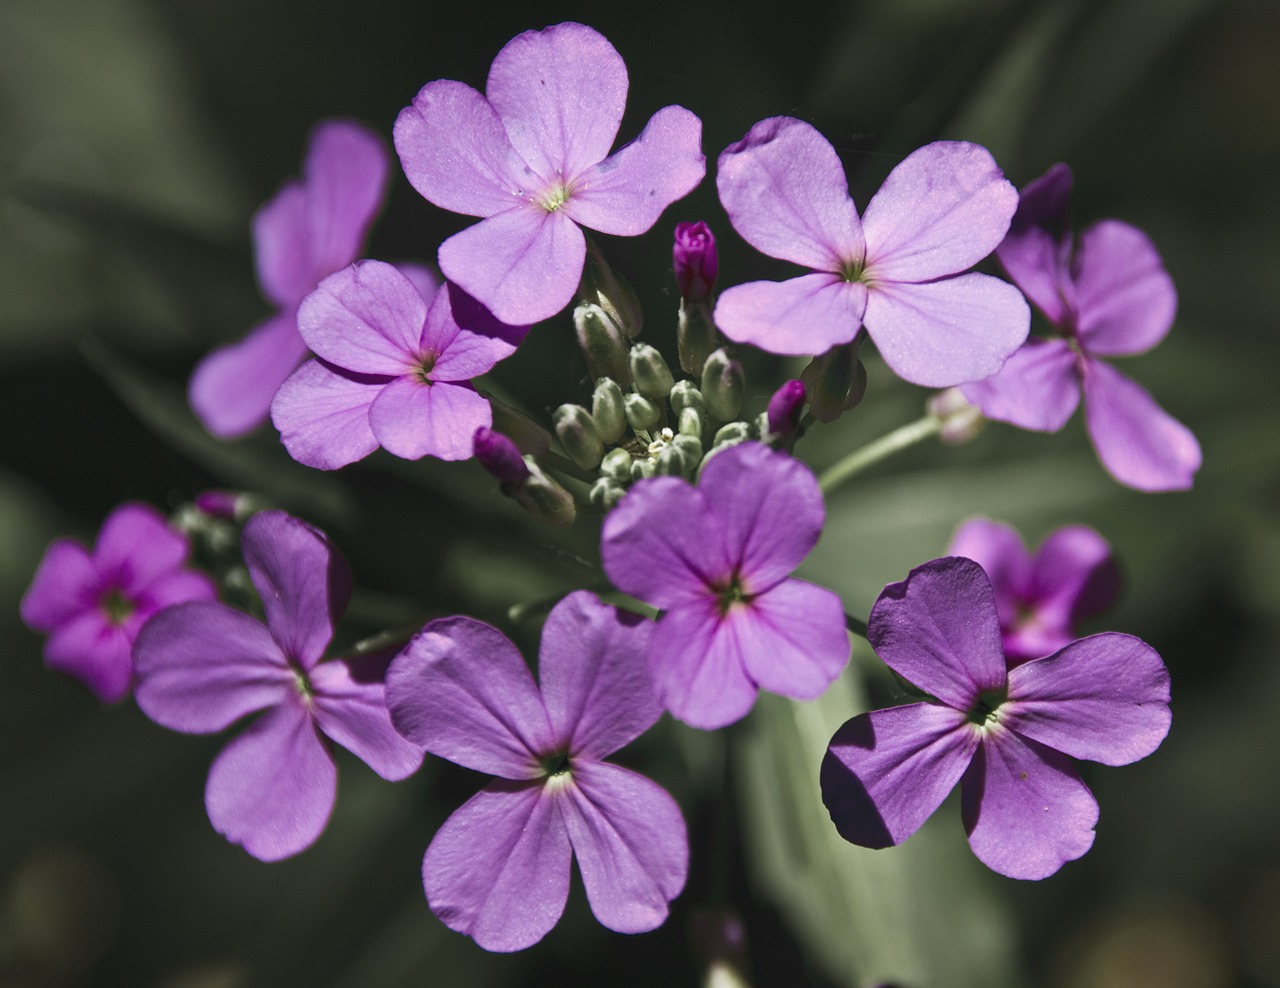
817, 413, 941, 494
844, 613, 869, 639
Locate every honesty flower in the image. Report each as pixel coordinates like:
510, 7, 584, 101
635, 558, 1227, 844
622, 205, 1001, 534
386, 591, 686, 952
271, 260, 523, 469
133, 511, 422, 861
189, 120, 389, 438
601, 441, 850, 729
949, 517, 1118, 665
394, 21, 705, 326
821, 556, 1170, 880
714, 117, 1029, 387
20, 503, 216, 703
961, 164, 1201, 491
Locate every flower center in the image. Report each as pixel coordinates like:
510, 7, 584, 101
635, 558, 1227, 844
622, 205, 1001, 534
714, 573, 752, 616
414, 352, 438, 385
967, 688, 1008, 728
539, 750, 572, 779
537, 182, 572, 213
291, 664, 314, 703
99, 586, 134, 626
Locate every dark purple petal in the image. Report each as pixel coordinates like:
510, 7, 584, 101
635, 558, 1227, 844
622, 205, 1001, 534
869, 557, 1006, 709
647, 600, 760, 729
252, 182, 311, 309
822, 703, 977, 848
959, 338, 1080, 432
1072, 220, 1177, 356
309, 657, 424, 781
271, 360, 383, 471
995, 163, 1075, 326
44, 610, 133, 703
733, 579, 850, 700
20, 539, 96, 631
1030, 525, 1118, 627
714, 275, 866, 356
133, 601, 292, 733
301, 120, 389, 280
946, 518, 1032, 634
369, 377, 492, 462
297, 261, 427, 374
386, 616, 552, 778
423, 780, 570, 952
560, 761, 688, 933
92, 503, 187, 593
538, 592, 659, 761
960, 727, 1097, 879
204, 700, 336, 862
241, 511, 350, 668
1081, 359, 1201, 492
1003, 633, 1171, 766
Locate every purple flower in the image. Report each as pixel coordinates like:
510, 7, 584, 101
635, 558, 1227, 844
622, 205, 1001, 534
821, 556, 1170, 880
189, 120, 389, 438
601, 442, 850, 729
20, 503, 216, 703
386, 591, 687, 952
393, 22, 705, 326
960, 164, 1201, 491
673, 220, 718, 302
133, 511, 422, 861
714, 117, 1029, 387
270, 260, 523, 469
948, 518, 1118, 665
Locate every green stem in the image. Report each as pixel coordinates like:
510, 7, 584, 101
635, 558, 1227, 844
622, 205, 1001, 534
817, 413, 941, 494
844, 613, 869, 639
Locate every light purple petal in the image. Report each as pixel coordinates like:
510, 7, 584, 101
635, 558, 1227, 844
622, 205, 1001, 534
297, 261, 427, 375
205, 700, 336, 862
189, 312, 309, 439
868, 557, 1006, 709
821, 703, 977, 848
20, 539, 95, 631
369, 377, 492, 462
438, 206, 585, 326
864, 273, 1030, 388
423, 780, 570, 952
1072, 219, 1177, 356
959, 338, 1080, 432
560, 761, 688, 934
252, 182, 311, 309
646, 600, 760, 730
716, 116, 864, 270
995, 163, 1075, 326
44, 610, 133, 703
1003, 633, 1171, 766
394, 79, 528, 217
387, 616, 552, 778
394, 262, 440, 301
961, 727, 1097, 879
419, 282, 520, 382
863, 141, 1018, 283
1030, 525, 1118, 626
733, 579, 850, 700
271, 360, 383, 471
301, 120, 389, 279
309, 656, 424, 781
565, 105, 705, 235
133, 601, 292, 733
1081, 359, 1201, 492
93, 503, 186, 591
538, 592, 659, 761
486, 22, 627, 180
947, 518, 1032, 633
715, 275, 866, 356
241, 511, 350, 668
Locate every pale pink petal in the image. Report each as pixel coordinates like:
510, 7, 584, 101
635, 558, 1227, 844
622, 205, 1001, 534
302, 120, 390, 278
959, 338, 1080, 432
271, 361, 383, 471
734, 579, 850, 700
20, 539, 96, 630
310, 656, 424, 781
947, 518, 1032, 632
252, 183, 311, 309
44, 610, 133, 703
995, 163, 1075, 326
297, 261, 427, 375
369, 377, 492, 462
1073, 220, 1177, 356
647, 600, 759, 730
714, 275, 866, 356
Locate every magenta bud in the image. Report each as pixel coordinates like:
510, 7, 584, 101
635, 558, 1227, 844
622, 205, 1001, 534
473, 427, 531, 488
766, 379, 807, 439
673, 221, 718, 303
194, 490, 241, 520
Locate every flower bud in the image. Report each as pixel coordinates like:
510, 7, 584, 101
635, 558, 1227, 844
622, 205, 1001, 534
630, 457, 656, 482
573, 302, 632, 386
512, 462, 576, 528
678, 406, 703, 438
488, 399, 552, 456
712, 421, 752, 447
194, 490, 250, 521
473, 427, 531, 488
927, 387, 986, 445
553, 404, 604, 470
673, 221, 717, 303
701, 347, 744, 421
629, 343, 675, 401
591, 377, 627, 444
671, 433, 703, 472
668, 379, 704, 416
801, 341, 867, 423
580, 240, 643, 338
677, 302, 719, 377
623, 393, 661, 432
600, 447, 634, 483
653, 444, 687, 476
766, 379, 806, 443
588, 477, 627, 511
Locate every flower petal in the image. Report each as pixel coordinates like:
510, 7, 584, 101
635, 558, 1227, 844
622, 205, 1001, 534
959, 338, 1080, 432
252, 182, 311, 309
947, 518, 1032, 633
1003, 633, 1171, 766
369, 377, 492, 462
205, 701, 336, 862
20, 539, 96, 631
309, 655, 424, 781
864, 273, 1030, 388
93, 503, 186, 591
422, 282, 522, 382
301, 120, 389, 279
423, 780, 570, 952
1030, 525, 1118, 627
44, 609, 133, 703
297, 261, 427, 374
561, 761, 688, 934
134, 568, 217, 612
714, 275, 866, 356
734, 579, 850, 701
960, 727, 1097, 880
1073, 220, 1177, 356
646, 600, 759, 730
994, 163, 1075, 326
821, 702, 977, 848
271, 360, 383, 471
1081, 359, 1201, 492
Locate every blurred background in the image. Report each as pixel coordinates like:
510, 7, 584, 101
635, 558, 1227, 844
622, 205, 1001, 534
2, 0, 1277, 985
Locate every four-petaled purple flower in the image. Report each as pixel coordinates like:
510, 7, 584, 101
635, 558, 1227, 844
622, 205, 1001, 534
821, 556, 1170, 879
960, 164, 1201, 491
601, 441, 850, 730
949, 517, 1119, 666
386, 591, 687, 952
393, 21, 705, 326
21, 503, 217, 703
271, 260, 524, 469
133, 510, 423, 861
714, 117, 1030, 387
189, 120, 389, 438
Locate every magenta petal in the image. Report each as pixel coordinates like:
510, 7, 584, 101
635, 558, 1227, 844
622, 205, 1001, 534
486, 22, 627, 179
538, 592, 659, 761
1072, 220, 1177, 356
566, 105, 705, 236
44, 610, 133, 703
715, 275, 866, 356
1031, 525, 1118, 626
252, 183, 311, 308
1081, 359, 1201, 492
20, 539, 95, 630
301, 120, 389, 279
822, 703, 977, 848
646, 600, 759, 730
716, 116, 864, 270
995, 163, 1074, 326
734, 580, 850, 701
947, 518, 1032, 632
424, 780, 570, 952
439, 207, 585, 326
869, 557, 1006, 708
369, 377, 492, 462
133, 601, 292, 732
136, 569, 217, 612
1003, 633, 1171, 766
309, 658, 424, 781
386, 616, 552, 778
205, 701, 336, 862
560, 762, 688, 934
189, 312, 309, 439
961, 727, 1097, 879
298, 261, 427, 374
271, 361, 383, 471
93, 503, 186, 590
864, 273, 1030, 388
959, 338, 1080, 432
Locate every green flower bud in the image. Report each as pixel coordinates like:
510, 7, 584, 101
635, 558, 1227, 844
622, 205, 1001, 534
629, 343, 676, 401
654, 444, 687, 476
580, 240, 643, 338
678, 406, 703, 438
712, 421, 752, 447
512, 461, 576, 528
573, 302, 632, 386
624, 393, 662, 431
600, 447, 634, 484
553, 404, 604, 470
701, 347, 744, 421
669, 380, 705, 416
631, 457, 657, 482
677, 300, 719, 376
589, 477, 627, 511
591, 377, 627, 444
671, 433, 703, 475
800, 341, 867, 423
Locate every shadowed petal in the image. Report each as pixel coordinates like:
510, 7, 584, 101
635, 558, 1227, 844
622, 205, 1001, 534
298, 261, 427, 374
252, 182, 311, 309
1031, 525, 1118, 627
960, 338, 1080, 432
995, 163, 1074, 326
421, 283, 520, 381
1073, 220, 1177, 356
369, 377, 492, 462
44, 610, 133, 703
310, 656, 424, 780
715, 275, 866, 356
947, 518, 1032, 632
20, 539, 96, 630
734, 579, 850, 700
302, 120, 389, 279
646, 600, 759, 730
271, 361, 383, 471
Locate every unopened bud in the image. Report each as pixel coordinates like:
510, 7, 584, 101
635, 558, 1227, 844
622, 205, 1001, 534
600, 447, 634, 483
629, 343, 675, 401
580, 240, 643, 338
801, 341, 867, 423
631, 457, 657, 482
512, 462, 576, 528
669, 380, 705, 416
766, 380, 806, 443
701, 348, 744, 421
654, 444, 687, 476
574, 302, 632, 386
678, 406, 703, 438
927, 388, 985, 445
677, 302, 719, 377
673, 221, 718, 303
591, 377, 627, 444
624, 393, 661, 431
588, 478, 627, 511
712, 421, 752, 447
194, 490, 250, 521
473, 427, 532, 488
553, 404, 604, 470
671, 433, 703, 472
488, 400, 552, 456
